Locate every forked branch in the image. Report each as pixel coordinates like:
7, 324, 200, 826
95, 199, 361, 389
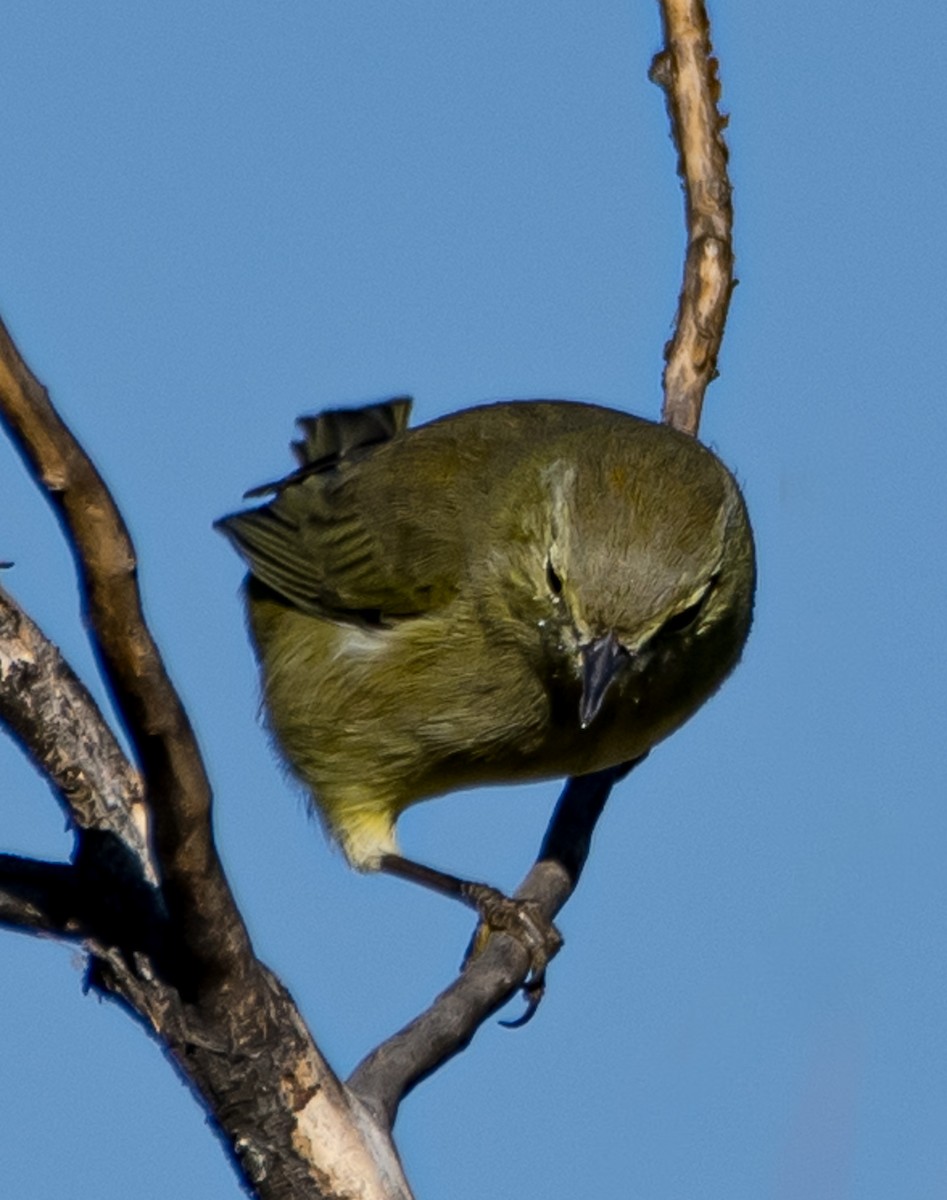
0, 321, 411, 1199
0, 3, 735, 1195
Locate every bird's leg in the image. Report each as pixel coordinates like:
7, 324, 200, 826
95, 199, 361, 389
378, 853, 562, 1024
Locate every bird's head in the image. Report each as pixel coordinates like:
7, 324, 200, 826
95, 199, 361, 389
493, 421, 755, 735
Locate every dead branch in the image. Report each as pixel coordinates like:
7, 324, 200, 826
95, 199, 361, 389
0, 2, 736, 1194
651, 0, 735, 435
0, 321, 412, 1199
0, 310, 610, 1193
0, 584, 149, 868
0, 317, 248, 985
348, 760, 640, 1127
0, 855, 83, 937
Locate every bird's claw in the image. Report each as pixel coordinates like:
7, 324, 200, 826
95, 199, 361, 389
499, 971, 547, 1029
460, 884, 563, 1026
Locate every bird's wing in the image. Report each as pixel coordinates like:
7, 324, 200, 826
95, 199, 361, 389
216, 398, 469, 621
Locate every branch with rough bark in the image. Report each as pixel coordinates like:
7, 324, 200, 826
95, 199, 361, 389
0, 320, 413, 1199
0, 413, 623, 1192
0, 320, 637, 1193
652, 0, 735, 436
0, 3, 733, 1196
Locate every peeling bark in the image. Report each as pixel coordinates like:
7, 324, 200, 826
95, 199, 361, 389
651, 0, 735, 436
0, 5, 734, 1195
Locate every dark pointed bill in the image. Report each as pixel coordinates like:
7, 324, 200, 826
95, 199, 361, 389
579, 632, 626, 728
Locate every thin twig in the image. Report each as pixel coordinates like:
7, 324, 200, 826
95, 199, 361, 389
651, 0, 734, 435
0, 2, 737, 1191
0, 855, 83, 938
349, 761, 641, 1126
0, 316, 251, 986
352, 0, 738, 1122
0, 584, 150, 870
0, 319, 413, 1198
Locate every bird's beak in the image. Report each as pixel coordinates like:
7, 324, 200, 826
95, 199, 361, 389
579, 632, 626, 728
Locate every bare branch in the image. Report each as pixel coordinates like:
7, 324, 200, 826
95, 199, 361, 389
0, 318, 414, 1198
652, 0, 735, 435
91, 952, 414, 1200
0, 315, 251, 986
0, 6, 738, 1193
0, 584, 150, 870
0, 855, 83, 938
349, 761, 641, 1126
354, 0, 737, 1127
0, 315, 624, 1182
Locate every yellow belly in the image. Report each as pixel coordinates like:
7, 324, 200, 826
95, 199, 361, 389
248, 592, 677, 869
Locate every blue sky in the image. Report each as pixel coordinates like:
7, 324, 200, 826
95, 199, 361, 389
2, 4, 946, 1198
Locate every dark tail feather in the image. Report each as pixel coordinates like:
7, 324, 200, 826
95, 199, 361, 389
242, 396, 412, 499
293, 396, 412, 467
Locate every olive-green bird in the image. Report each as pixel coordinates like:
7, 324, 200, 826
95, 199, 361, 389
217, 398, 754, 976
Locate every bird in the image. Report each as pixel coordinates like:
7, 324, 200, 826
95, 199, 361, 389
217, 396, 755, 1001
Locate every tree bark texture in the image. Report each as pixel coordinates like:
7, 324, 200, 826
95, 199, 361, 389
0, 3, 733, 1195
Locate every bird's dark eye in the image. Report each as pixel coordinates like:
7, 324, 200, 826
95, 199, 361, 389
545, 558, 563, 596
662, 590, 710, 636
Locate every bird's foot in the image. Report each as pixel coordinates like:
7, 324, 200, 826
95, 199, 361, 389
376, 854, 563, 1026
460, 883, 563, 1027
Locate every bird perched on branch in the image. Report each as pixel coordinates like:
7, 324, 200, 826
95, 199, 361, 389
217, 397, 755, 1001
